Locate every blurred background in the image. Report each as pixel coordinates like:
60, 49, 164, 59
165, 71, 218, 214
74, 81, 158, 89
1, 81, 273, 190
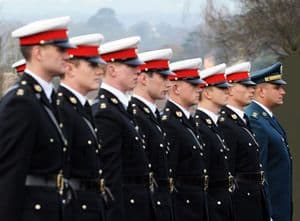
0, 0, 299, 218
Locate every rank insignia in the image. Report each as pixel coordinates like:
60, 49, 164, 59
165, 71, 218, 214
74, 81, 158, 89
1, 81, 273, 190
111, 98, 118, 104
252, 112, 258, 118
206, 119, 212, 125
219, 117, 225, 122
100, 103, 107, 109
16, 88, 24, 96
143, 107, 150, 114
69, 97, 77, 104
33, 84, 42, 93
162, 115, 168, 121
176, 111, 183, 118
231, 114, 238, 120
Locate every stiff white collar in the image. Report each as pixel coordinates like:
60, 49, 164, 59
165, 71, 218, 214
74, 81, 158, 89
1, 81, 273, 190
226, 105, 245, 123
197, 107, 219, 125
169, 99, 191, 119
132, 94, 157, 115
253, 100, 273, 117
60, 83, 87, 106
101, 82, 129, 109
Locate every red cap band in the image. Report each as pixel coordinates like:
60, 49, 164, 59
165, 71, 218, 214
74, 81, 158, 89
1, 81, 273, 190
227, 71, 249, 82
67, 45, 99, 57
140, 59, 169, 71
169, 69, 199, 80
19, 29, 68, 45
101, 48, 138, 62
204, 73, 226, 85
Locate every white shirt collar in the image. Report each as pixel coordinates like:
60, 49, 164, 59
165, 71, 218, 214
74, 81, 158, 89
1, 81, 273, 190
60, 83, 87, 106
197, 107, 219, 125
132, 94, 157, 115
253, 100, 273, 117
25, 68, 54, 101
169, 99, 191, 119
226, 105, 246, 122
101, 82, 129, 109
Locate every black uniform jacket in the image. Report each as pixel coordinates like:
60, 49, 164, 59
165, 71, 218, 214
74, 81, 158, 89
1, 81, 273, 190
57, 86, 105, 221
161, 100, 208, 221
92, 88, 153, 221
0, 73, 67, 221
194, 109, 234, 221
128, 96, 172, 221
218, 106, 269, 221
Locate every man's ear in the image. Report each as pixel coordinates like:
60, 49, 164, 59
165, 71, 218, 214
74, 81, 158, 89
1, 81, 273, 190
138, 72, 148, 85
106, 63, 116, 77
32, 45, 42, 61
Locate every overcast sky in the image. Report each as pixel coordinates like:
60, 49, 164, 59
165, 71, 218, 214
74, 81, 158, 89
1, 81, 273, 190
0, 0, 210, 25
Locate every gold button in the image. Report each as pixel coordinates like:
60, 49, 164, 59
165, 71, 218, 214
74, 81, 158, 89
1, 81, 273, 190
217, 201, 222, 205
186, 200, 190, 204
63, 147, 67, 152
82, 204, 87, 210
157, 201, 161, 205
50, 138, 54, 143
88, 140, 92, 145
130, 199, 135, 204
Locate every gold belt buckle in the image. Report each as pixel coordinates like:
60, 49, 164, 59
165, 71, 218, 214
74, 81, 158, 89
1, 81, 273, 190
260, 171, 265, 185
56, 170, 64, 195
228, 175, 235, 192
203, 175, 209, 191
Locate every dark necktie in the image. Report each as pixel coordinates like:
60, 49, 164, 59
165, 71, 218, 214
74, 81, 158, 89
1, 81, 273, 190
50, 91, 59, 120
155, 109, 161, 122
243, 113, 250, 128
84, 101, 93, 123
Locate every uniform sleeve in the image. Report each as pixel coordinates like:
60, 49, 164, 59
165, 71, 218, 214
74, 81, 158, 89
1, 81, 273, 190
0, 94, 38, 221
93, 107, 125, 221
248, 117, 273, 217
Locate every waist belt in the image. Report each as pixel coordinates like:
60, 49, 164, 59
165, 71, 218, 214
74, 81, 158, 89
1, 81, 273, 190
236, 171, 265, 186
123, 175, 149, 186
26, 175, 106, 191
175, 175, 209, 191
209, 175, 236, 192
25, 174, 57, 188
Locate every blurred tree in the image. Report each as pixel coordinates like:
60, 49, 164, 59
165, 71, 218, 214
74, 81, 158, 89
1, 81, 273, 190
87, 8, 126, 40
204, 0, 300, 63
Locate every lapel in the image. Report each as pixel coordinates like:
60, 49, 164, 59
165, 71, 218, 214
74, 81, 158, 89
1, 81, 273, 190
249, 102, 286, 138
99, 88, 131, 118
22, 73, 53, 110
166, 101, 195, 132
58, 86, 92, 120
130, 97, 160, 125
195, 109, 220, 133
221, 106, 248, 128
